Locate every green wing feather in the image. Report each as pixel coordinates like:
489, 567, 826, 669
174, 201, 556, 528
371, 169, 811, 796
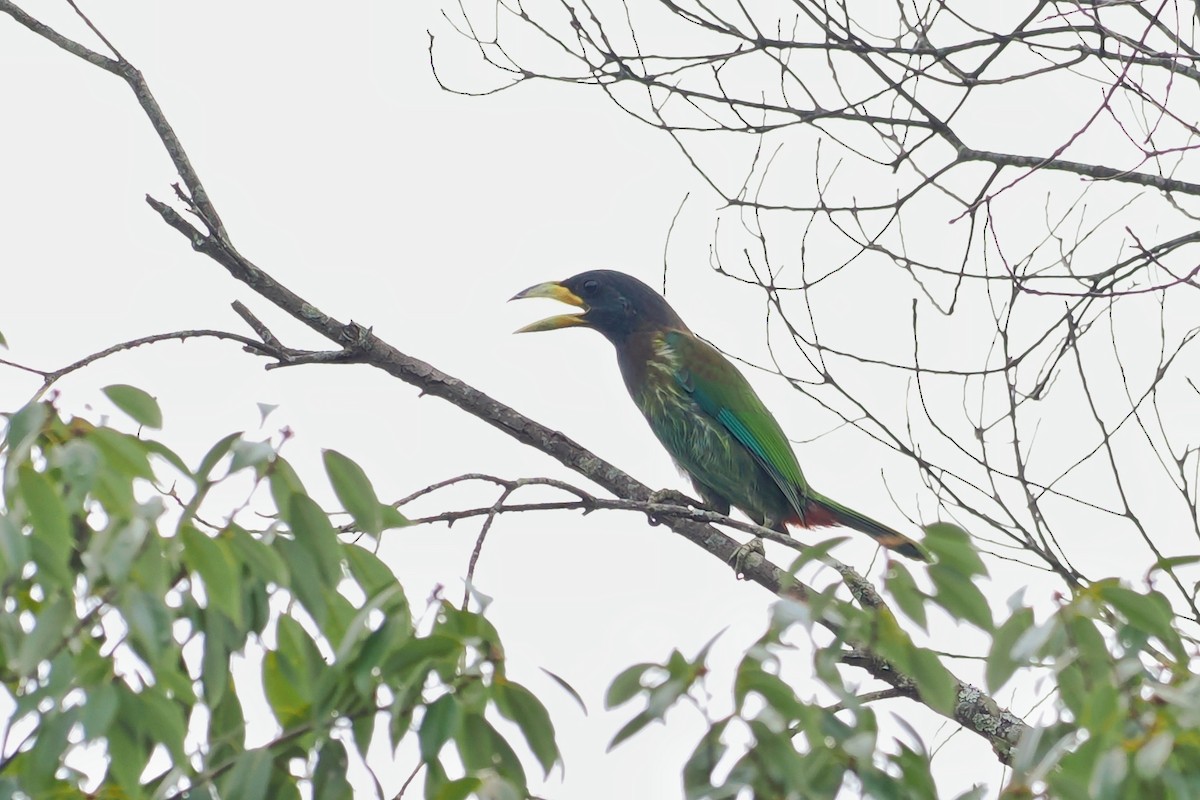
659, 330, 926, 560
666, 331, 809, 515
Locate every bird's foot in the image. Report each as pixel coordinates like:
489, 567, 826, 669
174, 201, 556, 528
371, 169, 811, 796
729, 536, 766, 580
644, 488, 702, 527
648, 488, 700, 508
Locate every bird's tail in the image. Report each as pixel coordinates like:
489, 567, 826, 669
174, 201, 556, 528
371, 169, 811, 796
787, 493, 927, 562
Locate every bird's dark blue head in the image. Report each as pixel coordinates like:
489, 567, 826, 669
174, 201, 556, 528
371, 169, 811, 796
511, 269, 688, 344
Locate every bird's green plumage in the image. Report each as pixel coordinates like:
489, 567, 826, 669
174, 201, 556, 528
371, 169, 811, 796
512, 269, 926, 560
625, 331, 790, 528
664, 330, 811, 522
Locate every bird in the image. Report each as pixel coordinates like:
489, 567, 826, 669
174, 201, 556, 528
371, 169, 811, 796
511, 269, 927, 563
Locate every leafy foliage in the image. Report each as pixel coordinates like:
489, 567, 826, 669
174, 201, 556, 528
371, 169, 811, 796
998, 582, 1200, 799
3, 397, 1198, 799
0, 399, 559, 798
603, 530, 1200, 799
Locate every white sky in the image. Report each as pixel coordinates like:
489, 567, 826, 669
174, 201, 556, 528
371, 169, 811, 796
4, 1, 1195, 798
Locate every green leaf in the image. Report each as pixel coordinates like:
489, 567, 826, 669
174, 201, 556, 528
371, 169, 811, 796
17, 464, 73, 588
219, 748, 274, 800
230, 439, 275, 472
323, 449, 384, 536
88, 516, 152, 586
424, 758, 450, 799
103, 384, 163, 429
158, 657, 197, 706
142, 438, 191, 477
351, 712, 375, 758
52, 438, 102, 508
420, 694, 462, 762
106, 715, 147, 795
456, 712, 527, 791
391, 701, 414, 750
197, 431, 243, 480
345, 544, 404, 606
1011, 618, 1057, 664
351, 616, 409, 696
1150, 555, 1200, 574
785, 535, 851, 572
857, 764, 903, 800
922, 522, 986, 576
226, 524, 288, 587
203, 610, 237, 707
1078, 682, 1120, 734
90, 463, 136, 517
44, 649, 75, 700
683, 721, 728, 800
90, 427, 155, 480
25, 708, 75, 793
275, 614, 324, 696
385, 634, 462, 680
81, 682, 119, 739
181, 524, 243, 628
609, 710, 655, 750
0, 617, 20, 684
734, 667, 805, 720
139, 687, 188, 766
540, 667, 587, 715
4, 401, 49, 461
864, 606, 916, 674
333, 583, 405, 664
276, 537, 327, 626
952, 789, 988, 800
17, 464, 70, 546
381, 504, 411, 531
1099, 586, 1183, 657
606, 663, 653, 709
930, 565, 994, 631
15, 594, 72, 677
317, 586, 358, 660
885, 561, 928, 630
1134, 732, 1174, 778
119, 587, 173, 668
74, 638, 111, 685
264, 649, 313, 729
313, 739, 354, 800
1065, 613, 1110, 668
495, 680, 560, 775
435, 777, 482, 800
267, 456, 306, 513
896, 743, 937, 797
267, 769, 303, 800
0, 515, 30, 584
242, 578, 271, 636
1057, 662, 1086, 718
208, 685, 246, 768
436, 604, 502, 650
908, 648, 957, 716
986, 608, 1034, 692
1089, 747, 1128, 800
286, 493, 344, 586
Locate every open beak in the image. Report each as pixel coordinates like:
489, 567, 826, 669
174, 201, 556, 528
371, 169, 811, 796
509, 281, 590, 333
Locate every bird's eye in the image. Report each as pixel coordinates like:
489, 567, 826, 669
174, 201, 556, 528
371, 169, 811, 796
582, 279, 599, 296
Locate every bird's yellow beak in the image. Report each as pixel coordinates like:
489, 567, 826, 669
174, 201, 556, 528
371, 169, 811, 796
510, 281, 590, 333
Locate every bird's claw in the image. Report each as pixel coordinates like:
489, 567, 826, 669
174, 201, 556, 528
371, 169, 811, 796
648, 488, 699, 508
729, 536, 766, 579
645, 488, 700, 527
